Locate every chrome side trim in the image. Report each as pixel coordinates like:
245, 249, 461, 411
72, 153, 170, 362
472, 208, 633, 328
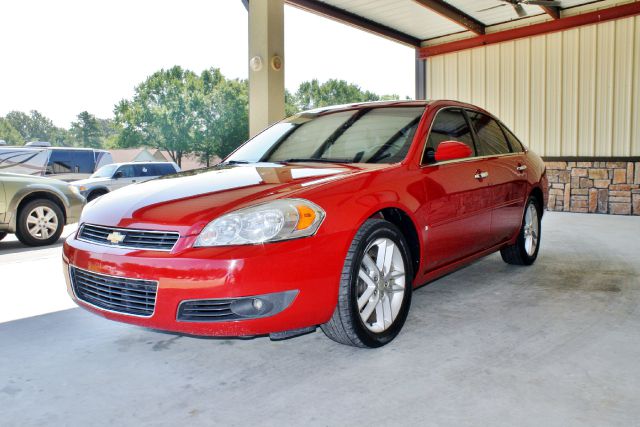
69, 265, 158, 318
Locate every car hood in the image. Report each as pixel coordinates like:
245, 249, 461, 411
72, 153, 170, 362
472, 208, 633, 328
81, 163, 383, 235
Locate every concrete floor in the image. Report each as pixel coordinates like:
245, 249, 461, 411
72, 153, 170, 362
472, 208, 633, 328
1, 212, 639, 427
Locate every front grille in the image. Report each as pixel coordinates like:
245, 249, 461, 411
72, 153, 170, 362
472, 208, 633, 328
177, 299, 237, 322
78, 224, 180, 251
70, 266, 158, 317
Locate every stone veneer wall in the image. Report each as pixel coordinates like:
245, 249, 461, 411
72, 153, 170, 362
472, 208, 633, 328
544, 160, 640, 215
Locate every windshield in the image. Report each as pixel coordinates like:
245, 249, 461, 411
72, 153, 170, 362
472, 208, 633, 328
227, 106, 425, 164
91, 164, 118, 178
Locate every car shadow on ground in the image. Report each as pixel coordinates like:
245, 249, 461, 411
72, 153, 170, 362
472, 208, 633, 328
0, 237, 66, 256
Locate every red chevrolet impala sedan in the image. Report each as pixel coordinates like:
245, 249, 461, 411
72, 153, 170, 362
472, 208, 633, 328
63, 100, 548, 348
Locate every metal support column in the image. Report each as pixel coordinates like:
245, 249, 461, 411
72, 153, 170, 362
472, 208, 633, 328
415, 49, 426, 100
248, 0, 285, 137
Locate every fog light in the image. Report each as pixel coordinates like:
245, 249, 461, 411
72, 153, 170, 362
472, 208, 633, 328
252, 299, 264, 311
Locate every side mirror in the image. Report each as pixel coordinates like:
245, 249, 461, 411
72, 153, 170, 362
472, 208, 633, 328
426, 141, 473, 163
113, 171, 124, 179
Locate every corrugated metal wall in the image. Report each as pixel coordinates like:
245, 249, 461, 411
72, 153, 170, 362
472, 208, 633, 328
426, 16, 640, 157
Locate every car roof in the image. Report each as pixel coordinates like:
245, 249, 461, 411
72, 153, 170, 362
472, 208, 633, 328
295, 99, 491, 118
300, 100, 431, 115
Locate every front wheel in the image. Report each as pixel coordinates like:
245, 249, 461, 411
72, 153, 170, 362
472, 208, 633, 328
321, 219, 413, 348
500, 196, 541, 265
15, 199, 65, 246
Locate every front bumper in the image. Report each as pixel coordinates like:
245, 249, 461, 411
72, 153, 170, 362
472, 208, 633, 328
63, 229, 349, 337
65, 194, 85, 224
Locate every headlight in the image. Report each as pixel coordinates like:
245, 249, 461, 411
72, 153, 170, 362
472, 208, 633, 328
68, 185, 82, 197
194, 199, 325, 247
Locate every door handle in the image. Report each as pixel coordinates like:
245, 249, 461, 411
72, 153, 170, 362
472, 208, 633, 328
516, 164, 527, 172
474, 171, 489, 180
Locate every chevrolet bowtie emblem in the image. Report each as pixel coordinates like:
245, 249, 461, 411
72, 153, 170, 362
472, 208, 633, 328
106, 231, 126, 244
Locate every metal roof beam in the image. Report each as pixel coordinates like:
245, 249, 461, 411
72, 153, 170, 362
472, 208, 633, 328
420, 2, 640, 58
540, 5, 560, 19
413, 0, 485, 35
285, 0, 422, 47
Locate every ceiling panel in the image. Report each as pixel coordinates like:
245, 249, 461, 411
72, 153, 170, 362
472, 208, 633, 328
319, 0, 467, 40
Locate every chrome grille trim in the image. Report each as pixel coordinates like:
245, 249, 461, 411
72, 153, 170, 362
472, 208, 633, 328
70, 266, 158, 317
78, 223, 180, 251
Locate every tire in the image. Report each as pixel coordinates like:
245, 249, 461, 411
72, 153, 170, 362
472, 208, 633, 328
87, 190, 107, 202
15, 199, 65, 247
0, 232, 6, 241
321, 219, 413, 348
500, 196, 541, 266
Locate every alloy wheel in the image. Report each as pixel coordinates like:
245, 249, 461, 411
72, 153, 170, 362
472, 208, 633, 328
523, 202, 539, 256
356, 237, 406, 333
26, 206, 59, 240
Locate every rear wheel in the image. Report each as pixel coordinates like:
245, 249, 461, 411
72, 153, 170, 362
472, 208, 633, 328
321, 219, 413, 348
500, 196, 541, 265
16, 199, 65, 246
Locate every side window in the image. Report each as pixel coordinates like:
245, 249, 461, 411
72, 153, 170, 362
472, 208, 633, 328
133, 164, 154, 177
47, 150, 94, 174
154, 163, 176, 175
500, 124, 525, 153
423, 109, 475, 163
116, 165, 135, 178
95, 152, 113, 170
466, 112, 511, 156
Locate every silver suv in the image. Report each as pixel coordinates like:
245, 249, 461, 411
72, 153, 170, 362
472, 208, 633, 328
0, 173, 85, 246
71, 161, 180, 201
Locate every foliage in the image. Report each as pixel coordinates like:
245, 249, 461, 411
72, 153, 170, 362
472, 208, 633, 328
114, 66, 249, 167
289, 79, 399, 112
0, 118, 25, 145
3, 72, 401, 162
197, 72, 249, 165
5, 110, 57, 143
71, 111, 103, 148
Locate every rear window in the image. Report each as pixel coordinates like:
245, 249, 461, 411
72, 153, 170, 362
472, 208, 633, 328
500, 124, 524, 153
47, 150, 95, 175
466, 112, 511, 156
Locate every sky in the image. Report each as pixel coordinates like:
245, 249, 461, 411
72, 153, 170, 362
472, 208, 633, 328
0, 0, 415, 128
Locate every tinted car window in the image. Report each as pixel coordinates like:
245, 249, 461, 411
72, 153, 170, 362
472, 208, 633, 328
95, 151, 113, 170
466, 112, 511, 156
116, 165, 135, 178
423, 109, 475, 163
47, 150, 94, 175
133, 164, 155, 177
500, 124, 524, 153
152, 163, 177, 175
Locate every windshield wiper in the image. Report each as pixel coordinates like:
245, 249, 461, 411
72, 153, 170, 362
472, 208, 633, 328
282, 158, 353, 164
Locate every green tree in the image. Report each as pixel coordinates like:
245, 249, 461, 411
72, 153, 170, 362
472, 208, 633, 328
0, 118, 25, 145
71, 111, 102, 148
291, 79, 398, 111
114, 66, 203, 166
197, 71, 249, 166
5, 110, 56, 143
